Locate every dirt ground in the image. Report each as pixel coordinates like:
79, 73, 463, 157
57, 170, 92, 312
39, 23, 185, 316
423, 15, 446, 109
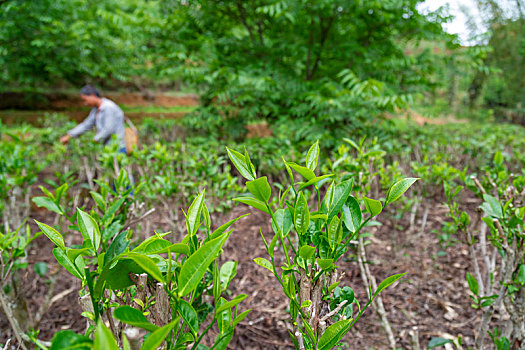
0, 181, 486, 349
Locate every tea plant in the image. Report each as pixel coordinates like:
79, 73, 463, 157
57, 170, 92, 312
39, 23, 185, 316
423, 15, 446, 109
445, 152, 525, 348
36, 186, 249, 349
227, 141, 416, 349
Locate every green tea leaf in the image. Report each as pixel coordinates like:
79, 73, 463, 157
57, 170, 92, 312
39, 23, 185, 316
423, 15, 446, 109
299, 245, 316, 260
294, 192, 310, 235
466, 272, 479, 296
317, 318, 352, 350
232, 309, 251, 328
113, 306, 158, 332
32, 196, 63, 215
77, 209, 101, 251
327, 180, 353, 223
126, 253, 165, 284
342, 196, 362, 233
385, 178, 418, 205
233, 197, 271, 214
178, 232, 231, 297
363, 197, 383, 217
141, 321, 177, 350
480, 194, 503, 219
49, 330, 92, 350
286, 162, 316, 181
306, 141, 320, 171
36, 221, 65, 250
220, 261, 238, 291
94, 320, 118, 350
53, 247, 83, 279
317, 258, 334, 271
216, 294, 247, 314
178, 300, 199, 337
373, 272, 406, 299
428, 337, 453, 348
254, 257, 273, 272
104, 231, 129, 267
186, 190, 206, 236
226, 147, 255, 181
246, 177, 271, 203
298, 174, 334, 191
271, 208, 293, 236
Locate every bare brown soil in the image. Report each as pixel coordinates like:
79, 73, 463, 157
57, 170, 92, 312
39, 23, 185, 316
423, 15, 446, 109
0, 176, 487, 349
0, 92, 199, 110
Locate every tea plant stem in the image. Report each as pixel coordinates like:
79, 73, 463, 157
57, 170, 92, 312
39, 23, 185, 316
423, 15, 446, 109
357, 235, 396, 349
191, 316, 216, 350
0, 288, 29, 350
467, 229, 485, 297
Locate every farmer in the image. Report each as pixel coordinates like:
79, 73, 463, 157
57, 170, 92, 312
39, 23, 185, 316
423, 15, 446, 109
59, 85, 126, 153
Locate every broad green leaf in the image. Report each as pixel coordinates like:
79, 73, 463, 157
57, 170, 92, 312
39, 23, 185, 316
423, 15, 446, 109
343, 138, 360, 152
233, 197, 271, 214
32, 196, 63, 215
113, 306, 158, 332
466, 272, 479, 296
246, 176, 271, 202
306, 141, 320, 171
342, 196, 362, 233
373, 272, 406, 299
104, 231, 129, 267
178, 300, 199, 336
126, 253, 165, 283
226, 147, 255, 180
298, 174, 334, 191
216, 298, 231, 335
102, 221, 123, 243
327, 216, 342, 249
220, 261, 238, 291
94, 320, 118, 350
286, 162, 316, 180
186, 190, 205, 236
133, 238, 189, 255
271, 208, 293, 236
317, 318, 352, 350
299, 245, 316, 260
327, 180, 353, 223
385, 178, 418, 205
178, 232, 231, 297
317, 258, 334, 270
294, 192, 310, 235
321, 182, 335, 213
213, 330, 234, 350
480, 194, 503, 219
77, 209, 101, 251
35, 220, 65, 250
363, 197, 383, 217
428, 337, 453, 348
102, 197, 126, 226
53, 247, 83, 279
141, 321, 177, 350
216, 294, 247, 313
49, 330, 92, 350
254, 257, 273, 272
90, 191, 106, 211
232, 309, 251, 327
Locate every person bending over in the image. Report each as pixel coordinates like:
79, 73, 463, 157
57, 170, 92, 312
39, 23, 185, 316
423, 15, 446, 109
60, 85, 126, 154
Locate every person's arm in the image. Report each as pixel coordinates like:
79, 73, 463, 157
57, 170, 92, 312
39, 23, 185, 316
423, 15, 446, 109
62, 110, 96, 143
93, 106, 120, 143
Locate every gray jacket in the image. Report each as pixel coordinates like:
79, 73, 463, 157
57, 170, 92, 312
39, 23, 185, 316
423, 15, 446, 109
68, 98, 126, 149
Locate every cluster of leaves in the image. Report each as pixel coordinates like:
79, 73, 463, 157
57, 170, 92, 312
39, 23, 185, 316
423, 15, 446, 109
36, 179, 249, 349
227, 141, 416, 349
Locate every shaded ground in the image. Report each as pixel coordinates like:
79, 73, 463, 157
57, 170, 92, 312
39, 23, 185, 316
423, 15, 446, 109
1, 183, 485, 349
